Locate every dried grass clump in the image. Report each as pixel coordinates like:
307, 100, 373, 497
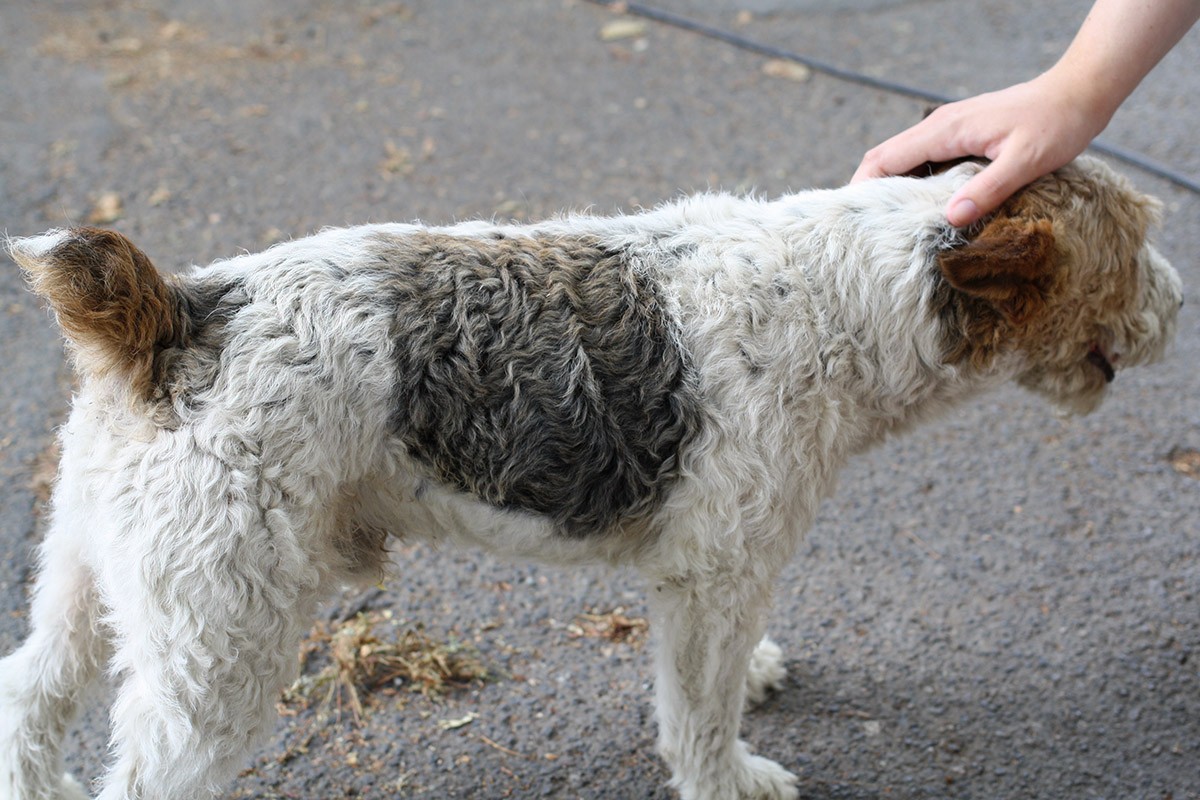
567, 607, 649, 647
282, 611, 487, 720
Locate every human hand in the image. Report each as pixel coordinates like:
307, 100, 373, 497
852, 71, 1112, 227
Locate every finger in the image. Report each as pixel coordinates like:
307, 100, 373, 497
852, 132, 939, 182
945, 156, 1042, 226
852, 109, 981, 183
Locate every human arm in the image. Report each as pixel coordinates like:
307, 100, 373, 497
852, 0, 1200, 227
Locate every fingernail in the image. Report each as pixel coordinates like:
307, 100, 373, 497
947, 197, 978, 227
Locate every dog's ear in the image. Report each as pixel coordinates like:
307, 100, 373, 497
938, 216, 1057, 326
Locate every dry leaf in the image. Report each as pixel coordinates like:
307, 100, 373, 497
148, 186, 171, 206
260, 227, 286, 247
380, 140, 413, 177
1168, 447, 1200, 478
88, 192, 123, 224
600, 19, 647, 41
438, 712, 478, 731
159, 20, 185, 40
762, 59, 811, 82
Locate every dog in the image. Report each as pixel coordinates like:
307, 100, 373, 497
0, 156, 1182, 800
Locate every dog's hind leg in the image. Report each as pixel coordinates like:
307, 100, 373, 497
0, 444, 107, 800
90, 465, 320, 800
646, 565, 798, 800
96, 610, 304, 800
94, 547, 315, 800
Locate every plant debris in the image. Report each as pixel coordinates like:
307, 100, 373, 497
1168, 447, 1200, 478
281, 611, 487, 721
437, 711, 478, 731
88, 192, 124, 224
761, 58, 811, 82
599, 19, 647, 41
567, 607, 649, 646
380, 140, 413, 178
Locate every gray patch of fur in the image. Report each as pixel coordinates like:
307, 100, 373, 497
368, 231, 704, 537
152, 277, 249, 420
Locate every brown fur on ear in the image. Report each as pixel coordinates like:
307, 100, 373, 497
13, 227, 188, 398
938, 216, 1058, 326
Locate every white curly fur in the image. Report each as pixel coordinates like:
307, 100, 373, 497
0, 158, 1182, 800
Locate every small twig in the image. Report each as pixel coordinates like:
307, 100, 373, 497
899, 528, 942, 560
477, 734, 530, 759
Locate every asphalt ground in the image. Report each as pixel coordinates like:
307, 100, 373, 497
1, 1, 1198, 798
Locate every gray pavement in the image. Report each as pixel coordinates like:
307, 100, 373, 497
1, 1, 1198, 797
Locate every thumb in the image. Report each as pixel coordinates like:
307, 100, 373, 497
946, 157, 1040, 227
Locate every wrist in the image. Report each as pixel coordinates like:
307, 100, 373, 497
1034, 63, 1120, 140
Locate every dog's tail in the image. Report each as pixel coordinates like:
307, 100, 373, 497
9, 227, 189, 396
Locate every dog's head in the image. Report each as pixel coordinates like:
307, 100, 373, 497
936, 156, 1182, 414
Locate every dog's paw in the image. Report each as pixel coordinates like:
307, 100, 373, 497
673, 750, 799, 800
744, 637, 786, 709
59, 774, 89, 800
735, 754, 800, 800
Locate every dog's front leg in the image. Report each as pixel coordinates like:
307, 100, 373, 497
647, 571, 798, 800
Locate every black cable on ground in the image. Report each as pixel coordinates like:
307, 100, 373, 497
585, 0, 1200, 195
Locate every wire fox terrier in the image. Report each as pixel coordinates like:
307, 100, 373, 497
1, 157, 1182, 799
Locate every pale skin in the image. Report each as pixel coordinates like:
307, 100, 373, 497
853, 0, 1200, 227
